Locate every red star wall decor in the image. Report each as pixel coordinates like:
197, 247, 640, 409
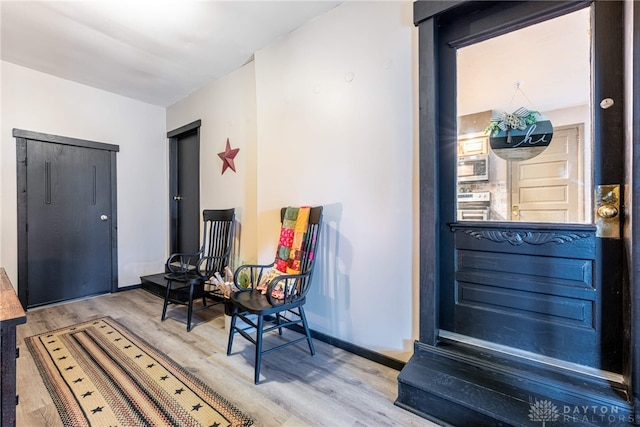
217, 138, 239, 174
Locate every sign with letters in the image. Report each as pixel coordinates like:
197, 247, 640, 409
487, 110, 554, 161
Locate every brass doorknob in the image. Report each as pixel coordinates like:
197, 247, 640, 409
595, 184, 620, 239
597, 205, 618, 219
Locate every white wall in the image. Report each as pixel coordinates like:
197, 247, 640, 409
1, 61, 167, 288
254, 1, 417, 358
167, 62, 259, 267
167, 1, 418, 359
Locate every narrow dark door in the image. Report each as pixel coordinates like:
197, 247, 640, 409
168, 121, 201, 257
25, 139, 113, 307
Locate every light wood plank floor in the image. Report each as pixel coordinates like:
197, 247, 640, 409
15, 289, 437, 426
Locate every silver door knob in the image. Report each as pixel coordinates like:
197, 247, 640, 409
100, 215, 108, 221
173, 196, 183, 201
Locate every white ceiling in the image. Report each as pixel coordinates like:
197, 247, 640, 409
457, 7, 591, 116
1, 1, 341, 107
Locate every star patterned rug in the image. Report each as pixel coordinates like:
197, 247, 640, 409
25, 317, 253, 427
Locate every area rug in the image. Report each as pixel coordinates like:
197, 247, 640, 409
25, 317, 253, 427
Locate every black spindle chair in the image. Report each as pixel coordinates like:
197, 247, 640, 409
162, 208, 235, 331
226, 206, 323, 384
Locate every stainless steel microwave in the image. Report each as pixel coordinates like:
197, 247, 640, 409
457, 154, 489, 182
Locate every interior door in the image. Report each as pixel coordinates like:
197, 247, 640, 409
19, 135, 116, 307
168, 121, 201, 259
511, 125, 584, 222
438, 1, 624, 373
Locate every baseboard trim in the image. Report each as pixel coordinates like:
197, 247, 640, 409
289, 324, 406, 371
115, 284, 141, 292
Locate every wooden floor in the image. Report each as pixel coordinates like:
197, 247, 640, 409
15, 289, 437, 426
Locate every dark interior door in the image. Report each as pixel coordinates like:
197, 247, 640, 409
436, 1, 624, 373
168, 121, 200, 258
25, 139, 113, 307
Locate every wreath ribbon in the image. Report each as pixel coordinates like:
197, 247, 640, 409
491, 107, 532, 132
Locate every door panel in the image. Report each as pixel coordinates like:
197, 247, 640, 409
512, 125, 584, 222
168, 122, 201, 260
26, 139, 112, 307
176, 132, 200, 255
438, 1, 624, 374
451, 223, 597, 366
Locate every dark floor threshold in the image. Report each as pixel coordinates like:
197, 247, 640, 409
396, 340, 633, 426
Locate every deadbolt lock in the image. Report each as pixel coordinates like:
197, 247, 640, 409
595, 184, 620, 239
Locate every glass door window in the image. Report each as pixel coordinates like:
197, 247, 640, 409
456, 8, 592, 224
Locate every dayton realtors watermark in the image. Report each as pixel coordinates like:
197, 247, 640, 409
528, 399, 634, 425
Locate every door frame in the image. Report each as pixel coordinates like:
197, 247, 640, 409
167, 120, 201, 257
14, 129, 119, 308
630, 0, 640, 413
411, 0, 636, 409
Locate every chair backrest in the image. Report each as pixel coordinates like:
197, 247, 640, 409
200, 208, 235, 275
279, 206, 323, 298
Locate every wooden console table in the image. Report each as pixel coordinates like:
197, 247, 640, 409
0, 268, 26, 427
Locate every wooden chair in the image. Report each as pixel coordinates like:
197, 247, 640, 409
162, 208, 235, 331
226, 206, 323, 384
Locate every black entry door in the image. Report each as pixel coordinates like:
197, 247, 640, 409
17, 132, 118, 308
435, 1, 624, 373
168, 121, 201, 258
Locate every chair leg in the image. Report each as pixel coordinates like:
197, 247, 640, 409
226, 311, 238, 355
276, 312, 283, 335
255, 314, 264, 384
161, 280, 172, 321
186, 282, 195, 332
299, 306, 315, 356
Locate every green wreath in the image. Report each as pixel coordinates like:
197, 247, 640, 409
485, 107, 538, 137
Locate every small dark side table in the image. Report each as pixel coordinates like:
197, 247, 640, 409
0, 268, 26, 427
